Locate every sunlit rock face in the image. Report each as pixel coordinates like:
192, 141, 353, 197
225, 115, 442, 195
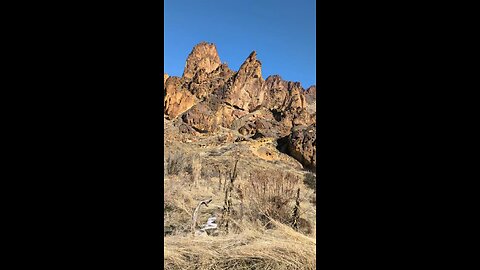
182, 42, 221, 80
164, 42, 316, 171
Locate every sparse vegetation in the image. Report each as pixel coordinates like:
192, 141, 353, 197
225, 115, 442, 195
303, 172, 316, 190
164, 40, 317, 268
164, 219, 316, 270
164, 104, 316, 267
164, 157, 316, 269
165, 151, 193, 176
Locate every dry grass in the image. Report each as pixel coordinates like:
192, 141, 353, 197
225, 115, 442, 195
163, 147, 316, 269
164, 219, 316, 270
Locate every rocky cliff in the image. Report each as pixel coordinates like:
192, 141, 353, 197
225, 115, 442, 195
164, 42, 316, 171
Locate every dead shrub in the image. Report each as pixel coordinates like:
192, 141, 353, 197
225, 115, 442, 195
240, 170, 310, 231
303, 172, 316, 190
165, 151, 192, 175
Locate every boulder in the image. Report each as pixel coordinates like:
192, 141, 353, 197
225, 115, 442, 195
287, 124, 316, 171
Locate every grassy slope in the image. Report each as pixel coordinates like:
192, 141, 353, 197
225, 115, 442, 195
164, 117, 316, 270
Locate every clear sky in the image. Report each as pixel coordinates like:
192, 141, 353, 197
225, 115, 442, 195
164, 0, 316, 89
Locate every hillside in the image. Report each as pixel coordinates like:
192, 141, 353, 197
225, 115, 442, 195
164, 42, 317, 269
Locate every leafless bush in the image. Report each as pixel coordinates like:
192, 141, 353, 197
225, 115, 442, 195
303, 172, 316, 190
165, 157, 315, 236
165, 151, 192, 175
242, 170, 311, 232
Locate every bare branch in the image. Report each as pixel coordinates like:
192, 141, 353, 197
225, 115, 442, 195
192, 198, 213, 236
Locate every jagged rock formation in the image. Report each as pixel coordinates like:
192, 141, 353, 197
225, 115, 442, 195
287, 124, 316, 171
164, 42, 316, 171
305, 86, 316, 103
164, 76, 196, 119
305, 86, 316, 115
222, 51, 264, 112
183, 42, 222, 80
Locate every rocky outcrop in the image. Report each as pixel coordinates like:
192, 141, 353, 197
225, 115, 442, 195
182, 42, 221, 80
305, 86, 316, 104
287, 124, 316, 171
164, 42, 317, 171
190, 63, 234, 99
182, 102, 219, 133
262, 75, 306, 112
164, 76, 196, 119
222, 51, 265, 112
305, 86, 316, 115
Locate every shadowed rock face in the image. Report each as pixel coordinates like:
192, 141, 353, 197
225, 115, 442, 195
287, 124, 316, 172
182, 102, 219, 133
304, 86, 316, 115
305, 86, 316, 103
164, 42, 316, 171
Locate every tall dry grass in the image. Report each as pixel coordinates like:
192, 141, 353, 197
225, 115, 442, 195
164, 157, 316, 269
164, 219, 316, 270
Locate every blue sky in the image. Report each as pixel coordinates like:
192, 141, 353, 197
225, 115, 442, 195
164, 0, 316, 89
